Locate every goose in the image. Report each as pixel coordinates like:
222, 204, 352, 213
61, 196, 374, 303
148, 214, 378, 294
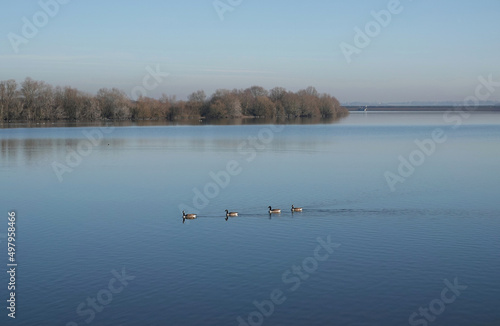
291, 205, 303, 212
225, 209, 238, 217
268, 206, 281, 214
182, 210, 197, 219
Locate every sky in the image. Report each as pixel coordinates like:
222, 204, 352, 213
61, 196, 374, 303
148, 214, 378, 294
1, 0, 499, 103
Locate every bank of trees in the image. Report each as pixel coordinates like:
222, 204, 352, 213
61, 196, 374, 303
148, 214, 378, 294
0, 78, 348, 121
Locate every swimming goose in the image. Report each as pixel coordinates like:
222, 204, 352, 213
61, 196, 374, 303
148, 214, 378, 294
268, 206, 281, 214
225, 210, 238, 217
291, 205, 303, 212
182, 210, 197, 219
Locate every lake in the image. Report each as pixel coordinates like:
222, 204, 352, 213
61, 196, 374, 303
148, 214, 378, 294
1, 112, 499, 326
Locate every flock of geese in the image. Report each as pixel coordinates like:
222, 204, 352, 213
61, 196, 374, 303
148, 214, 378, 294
182, 205, 303, 221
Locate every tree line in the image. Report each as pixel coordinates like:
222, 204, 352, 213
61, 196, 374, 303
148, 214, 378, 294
0, 78, 348, 122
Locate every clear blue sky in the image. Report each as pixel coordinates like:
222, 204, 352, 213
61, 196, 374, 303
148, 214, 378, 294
1, 0, 499, 103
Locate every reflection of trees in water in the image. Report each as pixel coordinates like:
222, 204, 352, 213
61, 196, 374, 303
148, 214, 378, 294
0, 121, 117, 129
178, 115, 348, 126
0, 138, 126, 168
0, 113, 349, 168
1, 138, 54, 167
0, 114, 348, 129
1, 139, 19, 166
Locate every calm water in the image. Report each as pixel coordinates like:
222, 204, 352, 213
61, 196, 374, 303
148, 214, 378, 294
1, 112, 499, 326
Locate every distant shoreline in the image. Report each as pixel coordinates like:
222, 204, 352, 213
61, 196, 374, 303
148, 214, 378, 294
346, 105, 500, 112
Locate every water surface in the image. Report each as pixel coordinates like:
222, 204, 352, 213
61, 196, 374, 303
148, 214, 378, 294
0, 112, 499, 325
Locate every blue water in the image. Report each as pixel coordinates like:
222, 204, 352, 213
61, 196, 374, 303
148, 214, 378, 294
0, 112, 499, 325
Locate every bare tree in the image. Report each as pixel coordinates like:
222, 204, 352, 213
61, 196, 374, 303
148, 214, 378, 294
235, 88, 253, 116
20, 77, 42, 120
188, 90, 206, 103
295, 87, 321, 117
59, 86, 80, 120
247, 85, 268, 98
96, 88, 131, 120
37, 83, 54, 120
304, 86, 318, 97
251, 96, 275, 117
19, 78, 55, 120
134, 96, 151, 119
159, 94, 174, 119
206, 99, 226, 119
206, 89, 242, 118
186, 90, 207, 117
0, 79, 18, 121
281, 92, 301, 117
269, 87, 287, 102
80, 93, 101, 120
